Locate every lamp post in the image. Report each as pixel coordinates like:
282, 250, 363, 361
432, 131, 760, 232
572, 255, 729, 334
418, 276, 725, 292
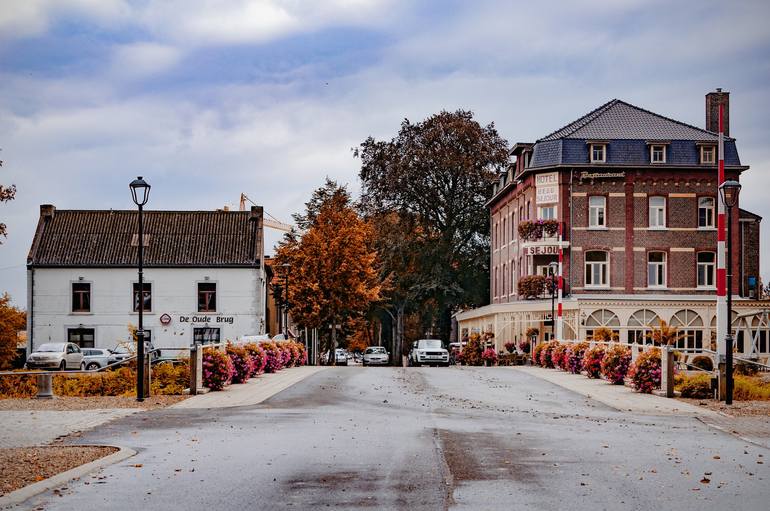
719, 179, 741, 405
281, 263, 291, 337
129, 176, 150, 402
548, 262, 559, 341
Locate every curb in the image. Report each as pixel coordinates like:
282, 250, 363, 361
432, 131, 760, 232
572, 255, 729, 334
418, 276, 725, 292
0, 445, 136, 508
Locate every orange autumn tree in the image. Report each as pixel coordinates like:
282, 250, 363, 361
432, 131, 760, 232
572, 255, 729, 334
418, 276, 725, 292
275, 180, 381, 355
0, 293, 26, 369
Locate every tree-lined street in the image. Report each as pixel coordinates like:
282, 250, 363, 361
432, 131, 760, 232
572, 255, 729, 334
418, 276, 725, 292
22, 367, 768, 510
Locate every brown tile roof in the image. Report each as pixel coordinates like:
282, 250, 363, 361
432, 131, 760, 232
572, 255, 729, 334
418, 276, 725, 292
28, 206, 263, 268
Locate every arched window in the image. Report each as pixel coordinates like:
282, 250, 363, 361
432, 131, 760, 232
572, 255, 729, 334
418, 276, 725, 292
585, 251, 609, 287
585, 309, 620, 340
670, 309, 704, 351
628, 309, 661, 344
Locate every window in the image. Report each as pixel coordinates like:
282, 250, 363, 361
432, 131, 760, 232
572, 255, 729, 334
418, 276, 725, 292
502, 218, 506, 245
650, 145, 666, 163
193, 327, 220, 345
68, 328, 95, 348
494, 267, 498, 297
590, 144, 606, 163
502, 264, 506, 295
697, 252, 716, 288
588, 196, 606, 228
649, 196, 666, 228
701, 146, 716, 164
628, 309, 661, 345
133, 283, 152, 312
584, 309, 620, 340
647, 252, 667, 287
698, 197, 715, 228
539, 205, 556, 220
585, 251, 609, 287
512, 212, 516, 239
72, 283, 91, 312
526, 200, 531, 220
510, 262, 515, 294
670, 309, 703, 351
198, 282, 217, 312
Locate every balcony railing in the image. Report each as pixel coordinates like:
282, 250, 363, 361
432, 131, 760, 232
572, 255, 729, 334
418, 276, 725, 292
518, 219, 559, 241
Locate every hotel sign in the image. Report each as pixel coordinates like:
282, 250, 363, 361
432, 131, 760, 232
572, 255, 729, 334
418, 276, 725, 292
523, 245, 560, 256
536, 172, 558, 204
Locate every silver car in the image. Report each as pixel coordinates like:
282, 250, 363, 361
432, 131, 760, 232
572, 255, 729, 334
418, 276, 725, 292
362, 346, 389, 366
81, 348, 111, 370
26, 342, 84, 370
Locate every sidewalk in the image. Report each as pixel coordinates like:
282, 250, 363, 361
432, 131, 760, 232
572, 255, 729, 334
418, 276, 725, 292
514, 366, 720, 417
172, 366, 326, 409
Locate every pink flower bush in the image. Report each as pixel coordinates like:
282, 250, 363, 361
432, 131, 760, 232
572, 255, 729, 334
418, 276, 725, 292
504, 342, 516, 354
601, 345, 632, 384
203, 348, 234, 391
551, 343, 568, 370
244, 343, 267, 376
261, 342, 284, 373
582, 345, 605, 378
518, 340, 531, 354
566, 342, 589, 374
481, 348, 498, 365
226, 344, 253, 384
539, 341, 560, 368
628, 347, 662, 393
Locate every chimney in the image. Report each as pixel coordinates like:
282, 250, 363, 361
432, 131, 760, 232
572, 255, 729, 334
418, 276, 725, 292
706, 88, 730, 136
40, 204, 55, 220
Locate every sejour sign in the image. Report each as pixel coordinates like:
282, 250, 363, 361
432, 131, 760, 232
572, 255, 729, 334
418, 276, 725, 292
523, 245, 560, 256
535, 172, 558, 204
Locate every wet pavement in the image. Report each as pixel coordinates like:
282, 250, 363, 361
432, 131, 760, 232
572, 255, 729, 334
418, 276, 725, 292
18, 367, 769, 510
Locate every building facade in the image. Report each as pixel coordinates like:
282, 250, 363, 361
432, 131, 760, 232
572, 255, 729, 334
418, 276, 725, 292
26, 205, 268, 352
457, 91, 769, 358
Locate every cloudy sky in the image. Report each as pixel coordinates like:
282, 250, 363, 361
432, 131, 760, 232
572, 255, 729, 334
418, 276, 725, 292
1, 0, 769, 305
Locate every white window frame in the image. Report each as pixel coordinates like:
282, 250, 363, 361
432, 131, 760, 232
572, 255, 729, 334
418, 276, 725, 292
700, 146, 716, 165
697, 252, 716, 288
538, 205, 556, 220
590, 144, 606, 163
650, 145, 666, 164
585, 251, 609, 288
698, 196, 715, 229
647, 251, 667, 288
588, 196, 606, 229
649, 196, 666, 229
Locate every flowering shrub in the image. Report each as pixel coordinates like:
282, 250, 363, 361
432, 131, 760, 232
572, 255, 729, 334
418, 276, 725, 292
539, 341, 560, 368
244, 343, 267, 376
279, 344, 292, 368
582, 345, 605, 378
203, 348, 234, 391
504, 342, 516, 354
518, 339, 531, 354
226, 344, 253, 384
566, 342, 589, 374
675, 372, 711, 398
627, 347, 661, 393
261, 342, 284, 373
461, 334, 484, 366
481, 348, 498, 365
592, 327, 618, 342
518, 219, 559, 241
551, 343, 569, 370
518, 275, 546, 299
600, 345, 632, 384
532, 342, 546, 366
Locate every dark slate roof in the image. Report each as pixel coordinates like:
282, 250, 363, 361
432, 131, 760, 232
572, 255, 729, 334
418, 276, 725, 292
540, 99, 724, 142
28, 207, 263, 268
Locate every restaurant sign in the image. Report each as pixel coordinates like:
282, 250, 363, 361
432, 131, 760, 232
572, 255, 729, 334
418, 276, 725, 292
179, 315, 235, 324
536, 172, 558, 204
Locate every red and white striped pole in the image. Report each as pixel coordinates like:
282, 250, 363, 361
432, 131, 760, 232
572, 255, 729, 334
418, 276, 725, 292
557, 221, 564, 341
716, 103, 727, 355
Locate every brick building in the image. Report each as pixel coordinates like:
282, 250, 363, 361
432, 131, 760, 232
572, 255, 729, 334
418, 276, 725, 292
457, 91, 769, 358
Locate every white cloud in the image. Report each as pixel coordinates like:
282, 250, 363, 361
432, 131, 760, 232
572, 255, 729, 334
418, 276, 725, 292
0, 0, 130, 39
111, 42, 181, 79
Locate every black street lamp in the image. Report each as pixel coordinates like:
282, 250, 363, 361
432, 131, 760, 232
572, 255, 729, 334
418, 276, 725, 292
129, 176, 150, 402
548, 262, 559, 341
281, 263, 291, 337
719, 179, 741, 405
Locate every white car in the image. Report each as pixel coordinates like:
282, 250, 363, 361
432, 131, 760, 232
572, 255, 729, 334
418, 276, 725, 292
26, 342, 84, 370
362, 346, 389, 366
408, 339, 449, 367
81, 348, 112, 370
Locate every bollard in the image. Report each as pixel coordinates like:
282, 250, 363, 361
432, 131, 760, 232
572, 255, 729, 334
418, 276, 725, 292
717, 361, 727, 401
660, 345, 675, 398
35, 373, 54, 399
190, 345, 203, 395
143, 355, 151, 399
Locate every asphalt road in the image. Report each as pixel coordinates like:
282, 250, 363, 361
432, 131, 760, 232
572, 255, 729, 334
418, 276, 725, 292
21, 367, 769, 510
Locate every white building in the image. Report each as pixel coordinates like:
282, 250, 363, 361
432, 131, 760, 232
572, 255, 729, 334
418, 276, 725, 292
26, 205, 267, 352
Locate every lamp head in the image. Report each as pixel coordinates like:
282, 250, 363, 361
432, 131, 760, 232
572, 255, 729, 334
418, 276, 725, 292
719, 180, 741, 208
129, 176, 151, 206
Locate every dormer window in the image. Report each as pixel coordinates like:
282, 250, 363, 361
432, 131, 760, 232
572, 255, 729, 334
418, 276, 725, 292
590, 144, 606, 163
700, 146, 716, 164
650, 145, 666, 163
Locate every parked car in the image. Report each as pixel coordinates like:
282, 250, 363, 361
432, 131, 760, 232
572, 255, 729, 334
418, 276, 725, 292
81, 348, 112, 370
26, 342, 83, 370
108, 341, 158, 366
362, 346, 389, 366
408, 339, 449, 367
